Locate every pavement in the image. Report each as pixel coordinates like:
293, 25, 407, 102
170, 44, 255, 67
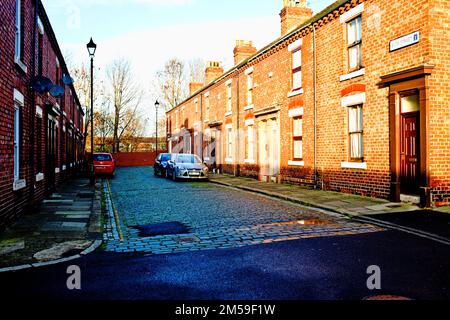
209, 174, 419, 216
103, 167, 384, 255
0, 177, 103, 271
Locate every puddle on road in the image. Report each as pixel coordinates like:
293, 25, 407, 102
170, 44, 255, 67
265, 219, 330, 227
131, 222, 191, 237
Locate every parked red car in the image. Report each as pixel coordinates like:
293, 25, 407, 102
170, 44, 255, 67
93, 153, 115, 176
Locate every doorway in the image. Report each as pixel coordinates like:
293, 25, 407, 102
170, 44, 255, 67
45, 115, 57, 195
258, 118, 279, 181
400, 92, 420, 195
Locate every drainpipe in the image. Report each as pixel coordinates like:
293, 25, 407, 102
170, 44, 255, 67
29, 0, 39, 206
236, 75, 240, 177
313, 24, 318, 189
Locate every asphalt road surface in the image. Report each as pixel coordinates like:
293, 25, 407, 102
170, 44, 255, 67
1, 167, 449, 300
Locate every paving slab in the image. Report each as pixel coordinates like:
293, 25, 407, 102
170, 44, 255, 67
62, 222, 87, 229
0, 177, 102, 270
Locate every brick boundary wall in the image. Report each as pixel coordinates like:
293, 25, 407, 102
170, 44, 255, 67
112, 152, 168, 167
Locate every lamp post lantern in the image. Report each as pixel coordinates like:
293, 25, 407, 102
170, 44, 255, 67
87, 38, 97, 185
155, 100, 160, 155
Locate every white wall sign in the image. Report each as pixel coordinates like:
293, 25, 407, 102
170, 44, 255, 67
390, 31, 420, 52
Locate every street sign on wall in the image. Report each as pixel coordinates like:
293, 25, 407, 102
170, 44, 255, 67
390, 31, 420, 52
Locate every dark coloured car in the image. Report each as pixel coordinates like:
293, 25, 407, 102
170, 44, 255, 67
154, 153, 171, 177
166, 154, 209, 181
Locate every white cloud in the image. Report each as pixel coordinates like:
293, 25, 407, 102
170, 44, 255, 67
63, 16, 279, 134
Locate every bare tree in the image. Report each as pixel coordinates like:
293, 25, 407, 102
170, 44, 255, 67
153, 58, 188, 112
93, 102, 113, 152
106, 59, 143, 153
188, 58, 206, 84
121, 113, 148, 152
71, 63, 105, 152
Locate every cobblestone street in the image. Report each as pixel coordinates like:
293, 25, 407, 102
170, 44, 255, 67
104, 167, 384, 254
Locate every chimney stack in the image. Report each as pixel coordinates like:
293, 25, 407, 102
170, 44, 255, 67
280, 0, 313, 36
205, 61, 224, 85
189, 82, 203, 95
233, 40, 257, 65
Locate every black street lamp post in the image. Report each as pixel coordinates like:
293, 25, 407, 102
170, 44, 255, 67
87, 38, 97, 186
155, 100, 160, 155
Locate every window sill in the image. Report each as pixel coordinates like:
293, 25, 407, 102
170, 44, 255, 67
287, 88, 303, 98
36, 173, 44, 182
341, 161, 367, 170
13, 179, 26, 191
225, 111, 232, 117
225, 158, 233, 163
288, 160, 305, 167
244, 104, 254, 111
244, 159, 256, 164
340, 68, 365, 82
14, 57, 28, 74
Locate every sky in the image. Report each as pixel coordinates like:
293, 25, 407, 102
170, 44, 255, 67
42, 0, 335, 134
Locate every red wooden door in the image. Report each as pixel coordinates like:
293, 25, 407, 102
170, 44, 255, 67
400, 112, 420, 194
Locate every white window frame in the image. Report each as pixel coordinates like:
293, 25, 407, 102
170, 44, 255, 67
292, 48, 302, 91
292, 116, 303, 161
13, 89, 26, 190
14, 0, 22, 61
346, 16, 363, 73
245, 124, 255, 163
226, 83, 232, 113
348, 104, 364, 161
204, 92, 210, 122
226, 125, 233, 162
14, 0, 27, 73
247, 72, 253, 107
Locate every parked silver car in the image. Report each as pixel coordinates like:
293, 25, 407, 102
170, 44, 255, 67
166, 154, 209, 181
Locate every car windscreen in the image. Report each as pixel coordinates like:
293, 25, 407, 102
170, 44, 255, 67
160, 154, 171, 162
176, 154, 202, 164
93, 154, 112, 161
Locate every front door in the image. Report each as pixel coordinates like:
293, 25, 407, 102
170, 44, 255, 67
268, 119, 279, 178
400, 92, 420, 195
258, 118, 279, 181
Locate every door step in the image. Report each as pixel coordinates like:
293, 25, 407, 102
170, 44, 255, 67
400, 194, 420, 205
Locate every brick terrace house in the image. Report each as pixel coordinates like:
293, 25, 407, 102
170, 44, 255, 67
166, 0, 450, 208
0, 0, 85, 228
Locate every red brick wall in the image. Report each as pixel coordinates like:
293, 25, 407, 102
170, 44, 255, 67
428, 0, 450, 206
167, 0, 450, 206
0, 0, 84, 228
113, 152, 165, 167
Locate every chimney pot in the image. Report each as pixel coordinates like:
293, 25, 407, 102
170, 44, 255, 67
205, 61, 224, 85
189, 82, 203, 96
280, 0, 312, 36
233, 40, 257, 65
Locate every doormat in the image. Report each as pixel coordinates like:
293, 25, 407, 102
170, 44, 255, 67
131, 222, 191, 237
